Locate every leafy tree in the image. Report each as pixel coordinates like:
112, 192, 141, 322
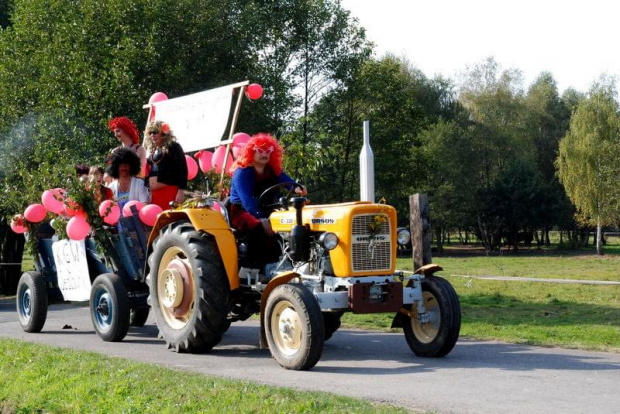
556, 78, 620, 254
523, 72, 573, 244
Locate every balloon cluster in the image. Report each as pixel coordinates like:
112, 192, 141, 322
192, 132, 251, 177
12, 187, 164, 241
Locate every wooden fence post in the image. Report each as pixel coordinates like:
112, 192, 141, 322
409, 193, 432, 271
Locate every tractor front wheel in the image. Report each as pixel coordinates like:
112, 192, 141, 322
265, 283, 324, 370
16, 271, 48, 333
90, 273, 130, 342
403, 276, 461, 357
147, 221, 230, 353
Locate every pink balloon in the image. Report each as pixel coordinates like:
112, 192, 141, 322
42, 188, 65, 214
149, 92, 168, 104
245, 83, 263, 100
232, 132, 251, 146
10, 214, 27, 234
139, 204, 163, 226
123, 200, 144, 217
232, 132, 251, 158
195, 150, 213, 173
24, 204, 47, 223
212, 146, 233, 175
99, 199, 121, 225
66, 216, 91, 241
186, 155, 198, 180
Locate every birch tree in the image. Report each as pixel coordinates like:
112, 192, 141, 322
556, 79, 620, 254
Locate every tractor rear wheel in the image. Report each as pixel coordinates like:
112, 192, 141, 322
265, 283, 324, 370
403, 276, 461, 357
16, 271, 48, 333
90, 273, 130, 342
147, 221, 230, 353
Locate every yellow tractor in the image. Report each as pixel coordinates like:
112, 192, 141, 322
145, 184, 461, 370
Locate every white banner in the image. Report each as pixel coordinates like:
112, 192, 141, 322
52, 239, 92, 302
152, 84, 235, 152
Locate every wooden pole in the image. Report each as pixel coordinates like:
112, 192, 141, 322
409, 193, 432, 271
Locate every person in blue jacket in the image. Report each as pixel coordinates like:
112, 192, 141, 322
229, 133, 306, 265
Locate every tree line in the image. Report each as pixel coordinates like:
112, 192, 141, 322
0, 0, 617, 291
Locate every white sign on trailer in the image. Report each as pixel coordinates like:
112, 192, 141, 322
150, 84, 236, 152
51, 239, 91, 302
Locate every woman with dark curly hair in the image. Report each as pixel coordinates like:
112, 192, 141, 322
144, 120, 187, 210
108, 116, 147, 177
108, 147, 150, 210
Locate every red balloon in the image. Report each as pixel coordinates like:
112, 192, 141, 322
149, 92, 168, 104
10, 214, 27, 234
245, 84, 263, 100
66, 216, 91, 241
195, 150, 213, 173
212, 146, 234, 175
139, 204, 163, 226
24, 204, 47, 223
186, 155, 198, 180
123, 200, 144, 218
99, 199, 121, 225
42, 188, 65, 214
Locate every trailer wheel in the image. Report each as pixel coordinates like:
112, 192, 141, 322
129, 308, 150, 327
403, 276, 461, 357
265, 283, 324, 370
148, 221, 230, 353
90, 273, 130, 342
323, 311, 342, 342
16, 271, 48, 333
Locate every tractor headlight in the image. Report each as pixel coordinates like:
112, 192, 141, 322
318, 232, 339, 250
397, 228, 411, 246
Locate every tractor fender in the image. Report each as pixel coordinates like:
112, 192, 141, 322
259, 272, 299, 349
391, 264, 443, 328
146, 209, 240, 290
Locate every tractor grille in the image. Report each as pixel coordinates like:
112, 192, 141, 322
351, 213, 392, 273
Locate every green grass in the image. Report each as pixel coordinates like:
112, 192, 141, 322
0, 339, 409, 414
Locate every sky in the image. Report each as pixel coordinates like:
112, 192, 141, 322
340, 0, 620, 93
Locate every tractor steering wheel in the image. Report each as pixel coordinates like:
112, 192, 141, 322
258, 182, 305, 210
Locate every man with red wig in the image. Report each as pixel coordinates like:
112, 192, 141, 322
108, 116, 147, 177
229, 133, 306, 267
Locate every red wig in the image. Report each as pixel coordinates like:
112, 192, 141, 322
234, 133, 283, 175
108, 117, 140, 145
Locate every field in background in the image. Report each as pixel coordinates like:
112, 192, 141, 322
346, 239, 620, 352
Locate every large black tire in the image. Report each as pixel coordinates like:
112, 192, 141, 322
323, 311, 342, 342
16, 271, 48, 333
265, 283, 324, 370
129, 308, 150, 327
147, 221, 230, 353
403, 276, 461, 357
90, 273, 130, 342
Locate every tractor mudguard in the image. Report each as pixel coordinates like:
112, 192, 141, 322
147, 209, 239, 290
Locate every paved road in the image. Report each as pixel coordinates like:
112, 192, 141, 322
1, 298, 619, 414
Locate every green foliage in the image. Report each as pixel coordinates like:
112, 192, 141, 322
557, 79, 620, 227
